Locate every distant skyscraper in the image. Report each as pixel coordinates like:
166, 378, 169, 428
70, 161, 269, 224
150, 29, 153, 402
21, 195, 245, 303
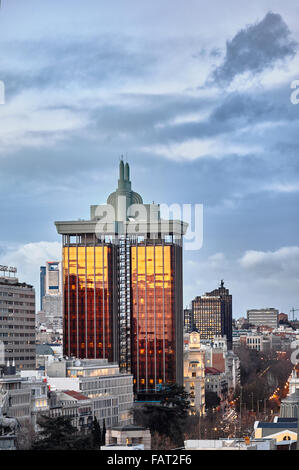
192, 281, 233, 349
40, 266, 46, 310
184, 307, 193, 333
40, 262, 63, 329
55, 161, 188, 393
45, 261, 62, 295
0, 267, 36, 370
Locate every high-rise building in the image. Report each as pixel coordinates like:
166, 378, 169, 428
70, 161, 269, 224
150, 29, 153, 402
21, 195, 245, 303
0, 268, 36, 370
39, 262, 63, 330
40, 266, 46, 311
184, 307, 193, 333
247, 308, 278, 329
45, 261, 62, 295
55, 161, 187, 394
192, 280, 233, 349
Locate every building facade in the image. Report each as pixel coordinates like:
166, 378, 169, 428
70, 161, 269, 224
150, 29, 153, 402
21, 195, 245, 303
184, 307, 193, 333
247, 308, 278, 329
0, 370, 49, 432
192, 281, 232, 349
202, 336, 240, 393
0, 273, 36, 370
40, 266, 46, 311
48, 389, 94, 431
103, 424, 151, 450
39, 262, 63, 330
55, 161, 187, 395
205, 367, 228, 400
46, 357, 133, 427
183, 331, 205, 415
44, 262, 62, 296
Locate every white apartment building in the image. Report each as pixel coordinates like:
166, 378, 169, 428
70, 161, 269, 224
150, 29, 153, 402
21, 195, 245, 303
45, 357, 133, 427
247, 308, 278, 329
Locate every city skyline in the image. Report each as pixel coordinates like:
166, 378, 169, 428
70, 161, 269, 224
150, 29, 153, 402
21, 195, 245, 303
0, 1, 298, 316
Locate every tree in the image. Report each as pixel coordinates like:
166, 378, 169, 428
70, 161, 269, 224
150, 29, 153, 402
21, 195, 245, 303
16, 419, 36, 450
151, 432, 176, 450
132, 384, 191, 447
205, 391, 220, 409
31, 415, 92, 450
102, 419, 106, 446
160, 384, 191, 417
91, 418, 102, 448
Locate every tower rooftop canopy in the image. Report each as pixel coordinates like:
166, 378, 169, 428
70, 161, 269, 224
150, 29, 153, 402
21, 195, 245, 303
106, 159, 143, 222
55, 161, 188, 237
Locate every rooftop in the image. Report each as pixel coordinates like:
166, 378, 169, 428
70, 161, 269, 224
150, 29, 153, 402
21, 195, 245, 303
256, 421, 298, 429
0, 277, 33, 289
62, 390, 90, 401
110, 424, 147, 431
205, 367, 222, 375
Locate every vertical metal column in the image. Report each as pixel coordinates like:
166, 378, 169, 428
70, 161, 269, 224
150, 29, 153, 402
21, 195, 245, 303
118, 235, 131, 372
76, 237, 79, 358
145, 242, 148, 391
102, 240, 105, 358
85, 237, 87, 359
93, 240, 96, 358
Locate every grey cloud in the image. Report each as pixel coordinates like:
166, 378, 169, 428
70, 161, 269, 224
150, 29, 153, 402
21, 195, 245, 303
192, 47, 222, 60
1, 36, 157, 98
184, 245, 299, 315
211, 12, 297, 85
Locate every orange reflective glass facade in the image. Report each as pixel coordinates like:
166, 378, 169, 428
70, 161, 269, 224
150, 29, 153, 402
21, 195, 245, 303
131, 244, 176, 392
63, 244, 114, 362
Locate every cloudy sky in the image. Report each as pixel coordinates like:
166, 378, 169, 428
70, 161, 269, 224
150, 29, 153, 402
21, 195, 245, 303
0, 0, 298, 318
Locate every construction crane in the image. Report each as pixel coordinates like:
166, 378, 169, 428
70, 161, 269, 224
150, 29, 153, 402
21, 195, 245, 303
290, 308, 299, 322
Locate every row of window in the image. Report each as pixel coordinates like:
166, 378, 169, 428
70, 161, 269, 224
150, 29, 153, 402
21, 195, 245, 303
5, 356, 35, 361
0, 292, 34, 299
0, 317, 35, 322
0, 333, 35, 337
0, 325, 35, 329
0, 300, 35, 306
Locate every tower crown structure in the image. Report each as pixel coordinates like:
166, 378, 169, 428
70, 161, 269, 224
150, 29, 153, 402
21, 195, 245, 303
107, 159, 143, 222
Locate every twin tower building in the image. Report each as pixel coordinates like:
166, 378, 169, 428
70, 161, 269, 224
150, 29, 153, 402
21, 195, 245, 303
55, 161, 188, 396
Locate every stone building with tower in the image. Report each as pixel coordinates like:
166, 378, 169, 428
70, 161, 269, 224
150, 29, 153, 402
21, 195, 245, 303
191, 281, 233, 349
184, 331, 205, 415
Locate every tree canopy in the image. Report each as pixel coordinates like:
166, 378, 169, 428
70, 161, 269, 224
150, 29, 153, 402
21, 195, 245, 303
31, 415, 104, 450
133, 384, 191, 447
